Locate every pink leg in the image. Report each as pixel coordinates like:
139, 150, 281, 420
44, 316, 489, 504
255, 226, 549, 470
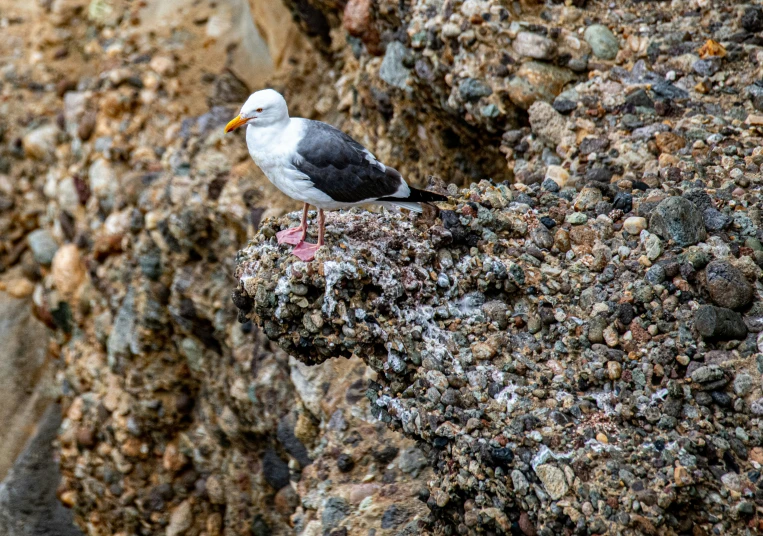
276, 203, 309, 245
292, 209, 325, 261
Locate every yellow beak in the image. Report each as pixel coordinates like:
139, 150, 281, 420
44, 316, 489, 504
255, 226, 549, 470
225, 115, 248, 133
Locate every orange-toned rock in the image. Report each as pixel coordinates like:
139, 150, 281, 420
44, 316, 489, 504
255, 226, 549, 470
698, 39, 726, 59
655, 132, 686, 154
52, 244, 86, 297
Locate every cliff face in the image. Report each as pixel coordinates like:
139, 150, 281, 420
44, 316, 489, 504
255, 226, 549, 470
232, 1, 763, 532
4, 0, 763, 534
277, 0, 583, 187
237, 178, 763, 533
0, 0, 433, 533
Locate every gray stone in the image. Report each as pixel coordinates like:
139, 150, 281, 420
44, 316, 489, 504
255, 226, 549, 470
0, 294, 52, 480
459, 78, 493, 102
705, 260, 753, 310
693, 59, 720, 77
107, 289, 138, 365
513, 32, 557, 60
746, 84, 763, 112
588, 317, 607, 344
683, 189, 713, 211
180, 338, 203, 373
88, 158, 118, 211
480, 104, 500, 118
398, 447, 427, 476
649, 197, 707, 246
26, 230, 58, 266
566, 212, 587, 225
542, 178, 560, 192
694, 305, 748, 340
751, 398, 763, 416
742, 6, 763, 32
262, 449, 290, 491
625, 88, 653, 108
380, 505, 409, 529
584, 24, 619, 60
380, 41, 411, 90
691, 365, 725, 384
511, 469, 529, 495
645, 264, 666, 284
703, 208, 730, 232
0, 405, 83, 536
644, 234, 662, 261
528, 100, 567, 146
322, 497, 350, 529
733, 373, 753, 397
63, 92, 88, 135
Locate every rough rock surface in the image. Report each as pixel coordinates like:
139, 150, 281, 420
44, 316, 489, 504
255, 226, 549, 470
3, 0, 763, 535
0, 1, 431, 534
236, 175, 763, 534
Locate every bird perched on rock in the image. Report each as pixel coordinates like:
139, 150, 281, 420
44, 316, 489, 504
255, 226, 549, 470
225, 89, 447, 261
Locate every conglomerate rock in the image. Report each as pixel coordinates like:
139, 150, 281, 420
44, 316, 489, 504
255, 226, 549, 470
236, 174, 763, 534
5, 0, 763, 534
0, 1, 430, 534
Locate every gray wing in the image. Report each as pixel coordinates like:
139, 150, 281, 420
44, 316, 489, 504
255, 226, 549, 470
291, 121, 404, 203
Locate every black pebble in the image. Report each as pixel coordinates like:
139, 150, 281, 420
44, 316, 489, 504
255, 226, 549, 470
540, 216, 556, 229
336, 453, 355, 473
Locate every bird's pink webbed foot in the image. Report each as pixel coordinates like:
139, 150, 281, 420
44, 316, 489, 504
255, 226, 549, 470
276, 226, 305, 245
291, 241, 321, 261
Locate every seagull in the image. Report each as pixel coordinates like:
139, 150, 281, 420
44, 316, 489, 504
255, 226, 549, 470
224, 89, 447, 261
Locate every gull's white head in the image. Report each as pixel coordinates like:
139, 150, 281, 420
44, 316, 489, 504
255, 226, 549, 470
225, 89, 289, 133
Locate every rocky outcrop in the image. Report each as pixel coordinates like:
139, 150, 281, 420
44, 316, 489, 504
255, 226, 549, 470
236, 177, 763, 534
0, 293, 54, 480
0, 1, 431, 533
4, 0, 763, 535
277, 0, 599, 186
0, 405, 83, 536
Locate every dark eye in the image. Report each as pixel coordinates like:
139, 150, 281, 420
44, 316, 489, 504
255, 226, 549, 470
256, 108, 263, 112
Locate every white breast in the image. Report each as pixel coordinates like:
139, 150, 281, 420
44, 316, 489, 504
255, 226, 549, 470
245, 119, 338, 208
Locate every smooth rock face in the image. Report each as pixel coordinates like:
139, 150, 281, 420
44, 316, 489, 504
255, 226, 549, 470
0, 405, 82, 536
22, 124, 59, 160
507, 61, 574, 109
379, 41, 410, 90
535, 464, 568, 500
26, 230, 59, 266
513, 32, 557, 60
584, 24, 619, 60
0, 293, 53, 480
623, 216, 647, 235
649, 197, 707, 246
705, 260, 753, 310
694, 305, 748, 340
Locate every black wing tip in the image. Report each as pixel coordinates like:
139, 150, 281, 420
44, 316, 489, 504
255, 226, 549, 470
401, 187, 448, 204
